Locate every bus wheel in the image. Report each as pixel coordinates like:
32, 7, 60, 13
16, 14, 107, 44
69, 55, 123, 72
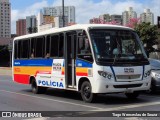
31, 79, 46, 94
125, 92, 140, 99
81, 81, 96, 103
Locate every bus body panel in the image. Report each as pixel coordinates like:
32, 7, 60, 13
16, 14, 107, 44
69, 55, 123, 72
76, 59, 93, 76
13, 59, 53, 84
13, 58, 94, 90
92, 63, 151, 93
36, 74, 65, 89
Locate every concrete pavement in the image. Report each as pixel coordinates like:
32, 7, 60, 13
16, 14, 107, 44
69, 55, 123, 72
0, 67, 12, 76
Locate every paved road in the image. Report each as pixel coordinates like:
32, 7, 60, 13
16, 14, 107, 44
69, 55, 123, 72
0, 69, 160, 120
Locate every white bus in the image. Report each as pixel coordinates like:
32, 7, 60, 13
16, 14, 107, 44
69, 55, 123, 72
12, 24, 151, 102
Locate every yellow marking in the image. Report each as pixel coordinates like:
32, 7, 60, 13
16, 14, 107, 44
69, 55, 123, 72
76, 67, 88, 73
13, 66, 52, 75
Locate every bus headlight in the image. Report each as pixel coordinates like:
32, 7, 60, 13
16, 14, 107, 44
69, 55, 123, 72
155, 73, 160, 79
144, 70, 151, 78
98, 71, 113, 80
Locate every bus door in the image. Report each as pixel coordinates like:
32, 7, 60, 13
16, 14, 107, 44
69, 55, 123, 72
65, 31, 77, 88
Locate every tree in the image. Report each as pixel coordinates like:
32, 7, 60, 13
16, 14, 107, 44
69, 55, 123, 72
32, 27, 37, 33
134, 22, 158, 57
27, 27, 37, 34
125, 18, 141, 29
27, 27, 33, 34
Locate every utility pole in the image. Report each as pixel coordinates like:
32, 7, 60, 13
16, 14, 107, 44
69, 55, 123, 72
62, 0, 64, 27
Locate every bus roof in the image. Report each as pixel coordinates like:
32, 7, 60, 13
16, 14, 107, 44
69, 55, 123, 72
14, 24, 133, 41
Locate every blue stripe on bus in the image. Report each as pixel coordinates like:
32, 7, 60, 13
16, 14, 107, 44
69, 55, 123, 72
76, 59, 92, 68
110, 66, 116, 81
14, 59, 93, 68
14, 59, 53, 66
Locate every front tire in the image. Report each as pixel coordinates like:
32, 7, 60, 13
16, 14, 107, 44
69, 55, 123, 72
31, 79, 47, 94
125, 92, 140, 99
81, 81, 96, 103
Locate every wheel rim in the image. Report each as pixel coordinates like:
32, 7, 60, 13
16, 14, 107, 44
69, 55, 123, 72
83, 85, 91, 100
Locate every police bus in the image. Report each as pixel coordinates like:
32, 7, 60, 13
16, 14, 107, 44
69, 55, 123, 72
12, 24, 151, 102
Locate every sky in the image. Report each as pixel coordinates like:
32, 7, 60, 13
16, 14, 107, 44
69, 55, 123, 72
10, 0, 160, 34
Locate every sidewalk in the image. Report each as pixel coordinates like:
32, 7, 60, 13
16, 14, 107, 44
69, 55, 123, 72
0, 67, 12, 76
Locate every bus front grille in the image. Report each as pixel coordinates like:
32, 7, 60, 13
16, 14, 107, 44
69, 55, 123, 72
116, 74, 141, 80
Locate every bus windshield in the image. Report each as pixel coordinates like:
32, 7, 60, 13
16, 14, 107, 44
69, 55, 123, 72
89, 29, 148, 65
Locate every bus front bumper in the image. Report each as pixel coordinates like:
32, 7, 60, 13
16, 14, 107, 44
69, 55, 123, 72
92, 78, 151, 94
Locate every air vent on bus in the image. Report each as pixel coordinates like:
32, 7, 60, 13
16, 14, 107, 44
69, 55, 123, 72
116, 74, 141, 80
113, 84, 142, 88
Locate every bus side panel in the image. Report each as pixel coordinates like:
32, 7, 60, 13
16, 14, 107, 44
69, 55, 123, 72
76, 59, 93, 91
14, 74, 30, 84
76, 59, 93, 76
13, 59, 53, 84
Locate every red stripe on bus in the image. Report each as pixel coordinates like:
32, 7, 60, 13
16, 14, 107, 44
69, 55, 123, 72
35, 71, 51, 77
62, 71, 65, 75
14, 74, 30, 84
76, 72, 88, 76
61, 71, 87, 76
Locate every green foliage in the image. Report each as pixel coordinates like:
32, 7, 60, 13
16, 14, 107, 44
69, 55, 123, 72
27, 27, 37, 34
134, 22, 158, 57
32, 27, 37, 33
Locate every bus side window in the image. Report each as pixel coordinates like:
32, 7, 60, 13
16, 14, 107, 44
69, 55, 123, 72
30, 38, 36, 59
50, 35, 59, 57
45, 35, 51, 59
77, 34, 93, 63
78, 37, 91, 55
14, 41, 18, 59
30, 49, 34, 58
59, 33, 64, 57
45, 53, 50, 58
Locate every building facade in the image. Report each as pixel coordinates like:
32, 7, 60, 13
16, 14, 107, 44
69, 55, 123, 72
43, 6, 75, 25
16, 19, 26, 36
122, 7, 137, 25
90, 14, 122, 25
111, 15, 122, 25
37, 11, 55, 32
54, 16, 68, 28
26, 15, 37, 34
140, 9, 154, 25
99, 14, 110, 23
38, 23, 55, 32
89, 18, 100, 24
0, 0, 11, 38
